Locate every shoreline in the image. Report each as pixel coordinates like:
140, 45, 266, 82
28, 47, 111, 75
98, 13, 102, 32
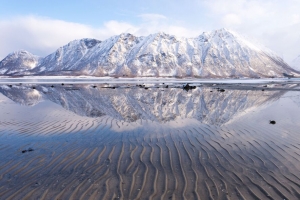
0, 76, 298, 85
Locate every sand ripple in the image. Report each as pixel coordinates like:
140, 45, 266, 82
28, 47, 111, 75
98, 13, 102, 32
0, 116, 299, 200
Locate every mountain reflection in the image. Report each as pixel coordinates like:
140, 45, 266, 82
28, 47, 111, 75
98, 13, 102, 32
0, 84, 286, 124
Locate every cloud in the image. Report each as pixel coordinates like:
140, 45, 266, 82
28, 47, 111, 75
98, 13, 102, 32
135, 13, 203, 37
202, 0, 300, 62
0, 15, 201, 60
222, 14, 242, 26
0, 16, 138, 59
2, 3, 299, 64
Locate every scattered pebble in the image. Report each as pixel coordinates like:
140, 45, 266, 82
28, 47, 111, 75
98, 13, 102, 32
269, 120, 276, 124
21, 148, 34, 153
183, 83, 196, 91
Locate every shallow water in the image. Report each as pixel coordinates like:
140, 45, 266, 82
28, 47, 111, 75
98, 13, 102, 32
0, 81, 300, 199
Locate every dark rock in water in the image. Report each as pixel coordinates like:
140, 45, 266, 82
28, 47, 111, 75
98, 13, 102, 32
32, 86, 36, 89
51, 85, 54, 88
269, 120, 276, 124
166, 85, 169, 88
28, 148, 34, 152
219, 89, 225, 92
21, 148, 34, 153
8, 85, 12, 87
144, 87, 148, 90
92, 85, 97, 88
183, 84, 196, 91
262, 89, 265, 91
61, 83, 64, 86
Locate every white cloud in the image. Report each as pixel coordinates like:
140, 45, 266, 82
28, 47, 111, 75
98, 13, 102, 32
222, 14, 242, 26
134, 13, 203, 37
0, 16, 138, 59
2, 2, 299, 64
202, 0, 300, 62
0, 15, 201, 60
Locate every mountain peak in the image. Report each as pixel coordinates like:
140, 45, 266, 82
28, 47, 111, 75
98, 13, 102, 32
0, 50, 41, 75
119, 33, 134, 38
152, 32, 173, 38
1, 29, 297, 77
65, 38, 101, 48
8, 50, 35, 57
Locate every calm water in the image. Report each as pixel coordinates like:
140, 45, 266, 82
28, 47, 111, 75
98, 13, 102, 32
0, 81, 300, 199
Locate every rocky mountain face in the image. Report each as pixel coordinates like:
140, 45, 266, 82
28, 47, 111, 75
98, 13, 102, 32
0, 84, 286, 125
0, 50, 41, 75
0, 29, 297, 78
291, 55, 300, 71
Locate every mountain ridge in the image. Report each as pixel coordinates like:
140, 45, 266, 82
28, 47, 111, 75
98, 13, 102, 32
0, 28, 298, 78
291, 55, 300, 71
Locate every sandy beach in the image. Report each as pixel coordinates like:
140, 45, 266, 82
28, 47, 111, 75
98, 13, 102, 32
0, 82, 300, 199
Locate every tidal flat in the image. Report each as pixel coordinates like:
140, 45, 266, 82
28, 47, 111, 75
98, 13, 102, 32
0, 79, 300, 199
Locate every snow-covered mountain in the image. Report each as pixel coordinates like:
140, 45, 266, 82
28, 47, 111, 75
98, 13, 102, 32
291, 55, 300, 71
0, 50, 41, 75
0, 28, 297, 78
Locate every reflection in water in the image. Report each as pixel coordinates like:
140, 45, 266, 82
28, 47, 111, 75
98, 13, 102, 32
0, 84, 287, 124
0, 83, 300, 199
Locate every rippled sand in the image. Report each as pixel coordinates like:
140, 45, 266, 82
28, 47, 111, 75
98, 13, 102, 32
0, 83, 300, 199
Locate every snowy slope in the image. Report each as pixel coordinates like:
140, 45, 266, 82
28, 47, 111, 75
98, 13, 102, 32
0, 50, 41, 75
291, 55, 300, 71
0, 29, 297, 78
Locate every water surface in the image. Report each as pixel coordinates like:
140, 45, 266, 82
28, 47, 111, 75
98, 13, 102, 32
0, 81, 300, 199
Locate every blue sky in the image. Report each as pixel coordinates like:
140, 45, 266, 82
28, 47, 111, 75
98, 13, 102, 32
0, 0, 299, 63
0, 0, 208, 28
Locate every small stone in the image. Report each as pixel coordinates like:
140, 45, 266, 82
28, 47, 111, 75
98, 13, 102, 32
28, 148, 34, 152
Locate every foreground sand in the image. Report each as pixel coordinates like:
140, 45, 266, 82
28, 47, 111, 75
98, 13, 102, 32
1, 120, 300, 199
0, 84, 300, 199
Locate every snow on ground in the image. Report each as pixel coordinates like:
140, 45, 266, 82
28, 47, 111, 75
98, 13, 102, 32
0, 76, 296, 85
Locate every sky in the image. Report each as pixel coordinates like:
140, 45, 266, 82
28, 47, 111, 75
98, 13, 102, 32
0, 0, 299, 63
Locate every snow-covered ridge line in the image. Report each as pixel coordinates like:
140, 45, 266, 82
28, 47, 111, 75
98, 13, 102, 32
0, 28, 298, 78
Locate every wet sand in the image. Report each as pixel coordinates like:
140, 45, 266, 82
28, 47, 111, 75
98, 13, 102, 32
0, 83, 300, 199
